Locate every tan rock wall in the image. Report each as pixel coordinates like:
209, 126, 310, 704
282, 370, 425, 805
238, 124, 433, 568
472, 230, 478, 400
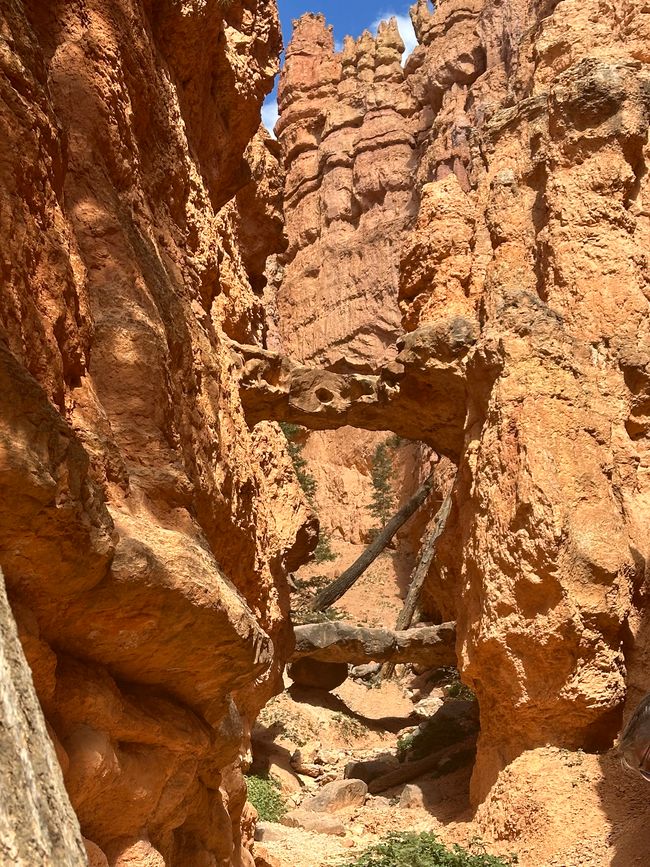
276, 0, 650, 805
0, 1, 313, 863
275, 14, 427, 545
401, 0, 650, 801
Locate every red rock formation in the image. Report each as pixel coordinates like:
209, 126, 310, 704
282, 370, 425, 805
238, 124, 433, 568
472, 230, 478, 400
262, 0, 650, 807
0, 1, 314, 864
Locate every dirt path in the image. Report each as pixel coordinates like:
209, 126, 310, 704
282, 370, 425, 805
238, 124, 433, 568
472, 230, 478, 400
253, 542, 648, 867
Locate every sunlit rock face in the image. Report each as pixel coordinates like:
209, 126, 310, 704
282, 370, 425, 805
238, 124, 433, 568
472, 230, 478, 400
0, 1, 315, 863
272, 13, 427, 547
274, 0, 650, 803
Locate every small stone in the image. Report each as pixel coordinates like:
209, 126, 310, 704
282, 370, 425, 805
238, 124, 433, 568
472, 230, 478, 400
398, 783, 425, 809
290, 744, 322, 778
254, 845, 282, 867
413, 695, 445, 718
319, 771, 338, 784
350, 662, 381, 679
366, 795, 391, 808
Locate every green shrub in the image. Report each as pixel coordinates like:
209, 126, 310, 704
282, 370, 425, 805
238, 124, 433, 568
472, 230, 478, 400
396, 731, 416, 760
338, 832, 517, 867
279, 422, 338, 566
292, 604, 344, 625
446, 679, 476, 702
245, 774, 286, 822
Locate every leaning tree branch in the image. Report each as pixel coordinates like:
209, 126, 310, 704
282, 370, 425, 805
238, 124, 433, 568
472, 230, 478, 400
382, 490, 454, 680
311, 473, 437, 612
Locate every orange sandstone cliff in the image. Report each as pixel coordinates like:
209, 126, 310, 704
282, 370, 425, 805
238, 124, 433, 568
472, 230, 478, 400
0, 1, 315, 864
2, 0, 650, 863
264, 0, 650, 805
274, 14, 429, 548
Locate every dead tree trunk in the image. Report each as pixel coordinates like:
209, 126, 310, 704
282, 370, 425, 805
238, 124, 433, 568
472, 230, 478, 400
382, 491, 453, 679
311, 473, 437, 612
367, 737, 476, 794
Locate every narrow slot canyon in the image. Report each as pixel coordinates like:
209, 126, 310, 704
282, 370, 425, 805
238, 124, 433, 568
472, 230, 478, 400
1, 1, 650, 866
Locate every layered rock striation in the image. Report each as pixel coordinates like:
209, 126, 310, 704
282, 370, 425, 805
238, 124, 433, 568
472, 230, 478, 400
0, 1, 314, 864
258, 0, 650, 804
272, 13, 427, 546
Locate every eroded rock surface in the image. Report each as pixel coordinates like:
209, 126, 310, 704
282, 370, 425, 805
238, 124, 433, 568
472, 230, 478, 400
234, 319, 475, 461
262, 0, 650, 806
0, 569, 87, 867
268, 12, 429, 546
0, 1, 313, 863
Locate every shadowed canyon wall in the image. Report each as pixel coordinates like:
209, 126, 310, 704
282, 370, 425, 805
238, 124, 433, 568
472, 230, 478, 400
0, 1, 315, 864
266, 0, 650, 803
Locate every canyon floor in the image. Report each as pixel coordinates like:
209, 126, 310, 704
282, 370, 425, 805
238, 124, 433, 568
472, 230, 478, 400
251, 551, 650, 867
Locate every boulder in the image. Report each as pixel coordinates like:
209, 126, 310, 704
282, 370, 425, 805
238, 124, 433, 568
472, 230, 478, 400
398, 784, 425, 809
254, 823, 288, 843
344, 759, 398, 785
302, 779, 368, 813
291, 621, 456, 668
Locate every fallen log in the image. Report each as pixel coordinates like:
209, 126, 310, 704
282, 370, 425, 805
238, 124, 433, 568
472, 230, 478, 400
367, 736, 477, 794
291, 621, 456, 668
311, 473, 437, 611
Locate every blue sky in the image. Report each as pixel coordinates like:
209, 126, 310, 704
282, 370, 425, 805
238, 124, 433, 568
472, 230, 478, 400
262, 1, 418, 132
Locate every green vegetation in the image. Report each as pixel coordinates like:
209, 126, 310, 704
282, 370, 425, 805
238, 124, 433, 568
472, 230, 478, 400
397, 698, 478, 763
280, 422, 317, 504
292, 603, 344, 626
338, 832, 517, 867
314, 530, 337, 563
332, 711, 368, 742
291, 575, 344, 625
367, 435, 405, 534
436, 667, 477, 703
446, 679, 476, 702
245, 774, 286, 822
396, 730, 416, 760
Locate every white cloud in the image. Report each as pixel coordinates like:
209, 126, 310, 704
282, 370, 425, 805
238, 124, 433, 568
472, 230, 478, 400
261, 99, 279, 137
371, 12, 418, 65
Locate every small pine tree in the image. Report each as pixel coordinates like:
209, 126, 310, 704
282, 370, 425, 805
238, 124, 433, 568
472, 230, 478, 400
314, 530, 337, 563
279, 422, 317, 505
369, 442, 395, 526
